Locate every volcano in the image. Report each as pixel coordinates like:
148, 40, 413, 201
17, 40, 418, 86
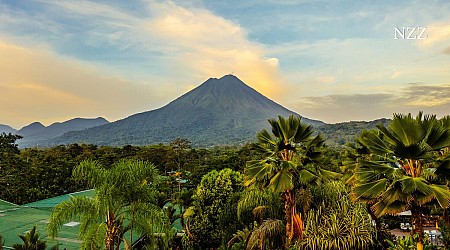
49, 75, 323, 146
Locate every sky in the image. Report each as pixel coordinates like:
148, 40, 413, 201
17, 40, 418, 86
1, 0, 450, 129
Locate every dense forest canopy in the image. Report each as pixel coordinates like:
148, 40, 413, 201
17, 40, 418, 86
1, 112, 450, 250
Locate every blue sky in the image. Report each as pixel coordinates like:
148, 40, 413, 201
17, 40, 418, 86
1, 0, 449, 128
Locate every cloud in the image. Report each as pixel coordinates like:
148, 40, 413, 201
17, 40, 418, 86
0, 40, 163, 128
289, 83, 450, 123
290, 94, 395, 123
419, 23, 450, 48
399, 84, 450, 107
442, 46, 450, 55
27, 0, 285, 97
141, 1, 286, 98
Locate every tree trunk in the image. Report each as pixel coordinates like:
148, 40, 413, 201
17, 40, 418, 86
411, 206, 424, 250
105, 210, 117, 250
105, 227, 114, 250
366, 204, 384, 238
283, 189, 303, 247
283, 190, 294, 246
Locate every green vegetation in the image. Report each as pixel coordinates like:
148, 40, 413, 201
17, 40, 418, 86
0, 233, 4, 250
347, 113, 450, 250
46, 159, 172, 249
184, 168, 243, 249
12, 226, 46, 250
317, 118, 390, 147
1, 112, 450, 249
245, 115, 338, 245
298, 181, 376, 250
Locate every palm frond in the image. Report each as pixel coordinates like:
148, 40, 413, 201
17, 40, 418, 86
297, 169, 318, 185
389, 113, 425, 146
352, 179, 388, 201
47, 196, 98, 238
244, 161, 273, 186
73, 160, 106, 188
356, 160, 395, 182
269, 170, 294, 193
429, 184, 450, 208
399, 176, 432, 195
256, 129, 276, 147
359, 129, 394, 155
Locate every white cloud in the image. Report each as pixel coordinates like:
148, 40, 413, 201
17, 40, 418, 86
139, 1, 287, 98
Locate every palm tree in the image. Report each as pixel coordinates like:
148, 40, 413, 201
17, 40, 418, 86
351, 112, 450, 250
245, 115, 337, 246
12, 226, 46, 250
47, 159, 171, 250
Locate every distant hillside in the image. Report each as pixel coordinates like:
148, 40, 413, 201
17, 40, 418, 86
17, 117, 109, 147
317, 118, 391, 148
48, 75, 324, 147
0, 124, 17, 134
17, 122, 46, 137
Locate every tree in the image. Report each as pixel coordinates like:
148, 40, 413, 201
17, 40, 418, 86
47, 159, 172, 250
12, 226, 46, 250
245, 115, 337, 246
0, 133, 26, 204
351, 112, 450, 250
0, 133, 22, 155
184, 168, 243, 249
168, 138, 191, 191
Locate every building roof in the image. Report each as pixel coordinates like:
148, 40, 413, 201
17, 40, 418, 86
1, 190, 182, 249
24, 189, 95, 211
0, 191, 94, 249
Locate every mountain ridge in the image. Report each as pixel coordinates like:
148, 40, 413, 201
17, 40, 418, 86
0, 124, 18, 134
16, 117, 109, 147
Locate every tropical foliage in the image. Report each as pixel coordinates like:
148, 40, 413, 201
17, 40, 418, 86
4, 113, 450, 249
348, 112, 450, 249
386, 236, 416, 250
245, 115, 337, 246
184, 168, 244, 249
46, 159, 173, 250
12, 226, 46, 250
298, 181, 376, 250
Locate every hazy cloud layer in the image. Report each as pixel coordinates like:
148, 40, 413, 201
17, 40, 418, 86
443, 46, 450, 55
292, 84, 450, 123
0, 40, 161, 128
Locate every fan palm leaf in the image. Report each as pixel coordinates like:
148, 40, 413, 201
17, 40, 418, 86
348, 112, 450, 249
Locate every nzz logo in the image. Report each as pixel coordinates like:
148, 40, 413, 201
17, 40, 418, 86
394, 27, 428, 39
